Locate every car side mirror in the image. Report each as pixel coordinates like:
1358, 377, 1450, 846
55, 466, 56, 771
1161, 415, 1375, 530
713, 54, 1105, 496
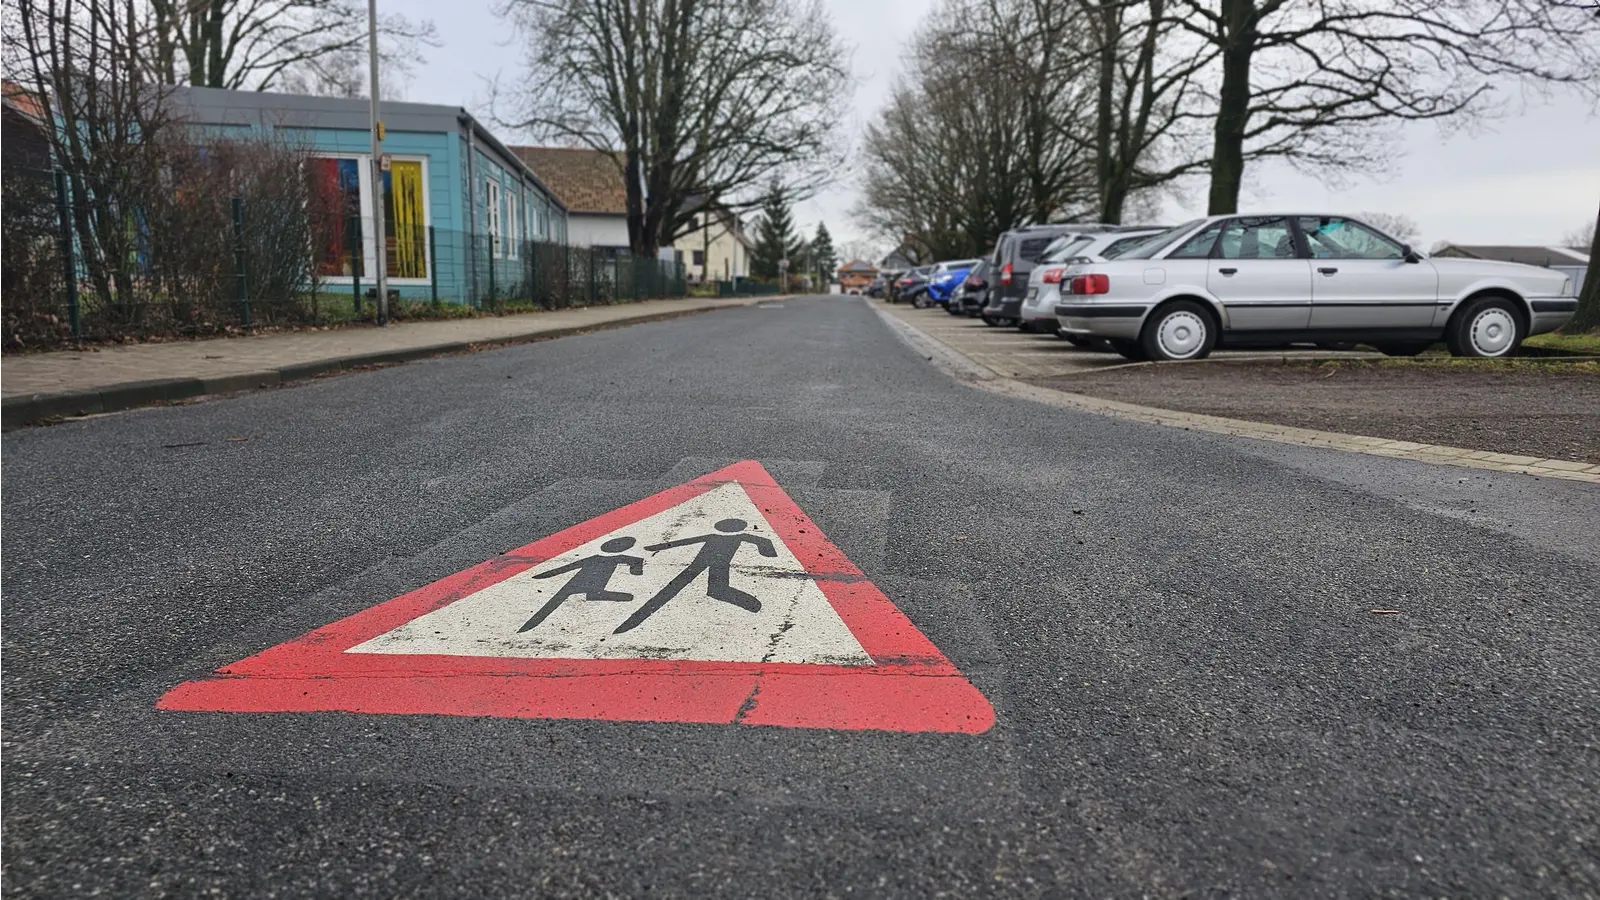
1402, 245, 1421, 264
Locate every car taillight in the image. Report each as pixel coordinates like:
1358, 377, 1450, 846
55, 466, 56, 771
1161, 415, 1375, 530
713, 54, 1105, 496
1040, 267, 1065, 284
1000, 263, 1013, 286
1069, 274, 1110, 295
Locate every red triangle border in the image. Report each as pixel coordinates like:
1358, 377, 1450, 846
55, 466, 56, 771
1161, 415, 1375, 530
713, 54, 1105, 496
158, 461, 995, 734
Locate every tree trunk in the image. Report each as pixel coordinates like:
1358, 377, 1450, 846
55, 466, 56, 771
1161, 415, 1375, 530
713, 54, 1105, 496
1206, 0, 1254, 215
1095, 1, 1120, 223
1571, 204, 1600, 331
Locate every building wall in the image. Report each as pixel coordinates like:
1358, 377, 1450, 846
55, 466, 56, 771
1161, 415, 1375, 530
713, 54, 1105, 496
674, 214, 750, 281
170, 86, 569, 305
566, 214, 631, 248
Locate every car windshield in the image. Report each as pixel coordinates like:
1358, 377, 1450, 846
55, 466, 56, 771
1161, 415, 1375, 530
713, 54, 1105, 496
1112, 220, 1204, 259
1102, 233, 1161, 259
1043, 235, 1094, 263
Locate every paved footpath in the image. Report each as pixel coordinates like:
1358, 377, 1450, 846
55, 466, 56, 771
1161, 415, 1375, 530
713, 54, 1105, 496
1, 296, 765, 424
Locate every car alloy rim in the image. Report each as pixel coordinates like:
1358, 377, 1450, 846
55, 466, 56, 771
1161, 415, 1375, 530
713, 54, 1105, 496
1469, 308, 1516, 356
1157, 310, 1206, 359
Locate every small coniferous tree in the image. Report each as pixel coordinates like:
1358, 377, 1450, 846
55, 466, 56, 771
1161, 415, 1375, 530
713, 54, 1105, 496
751, 182, 802, 281
810, 222, 838, 285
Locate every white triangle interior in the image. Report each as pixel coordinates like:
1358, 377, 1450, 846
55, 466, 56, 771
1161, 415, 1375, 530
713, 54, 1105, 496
348, 482, 873, 665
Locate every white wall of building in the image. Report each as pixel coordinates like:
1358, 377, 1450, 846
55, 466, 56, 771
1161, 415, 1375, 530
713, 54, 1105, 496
566, 214, 630, 248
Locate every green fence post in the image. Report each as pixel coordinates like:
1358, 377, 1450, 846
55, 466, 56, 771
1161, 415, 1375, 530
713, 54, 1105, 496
53, 170, 81, 340
232, 198, 251, 327
429, 226, 439, 308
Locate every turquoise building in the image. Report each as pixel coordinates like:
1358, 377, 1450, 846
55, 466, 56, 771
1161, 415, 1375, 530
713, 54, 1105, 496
168, 86, 569, 304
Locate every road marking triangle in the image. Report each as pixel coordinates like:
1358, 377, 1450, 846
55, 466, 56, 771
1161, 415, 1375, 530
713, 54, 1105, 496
160, 461, 995, 734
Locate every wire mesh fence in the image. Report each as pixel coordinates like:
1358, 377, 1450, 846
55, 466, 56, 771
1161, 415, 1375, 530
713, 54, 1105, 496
1, 169, 694, 352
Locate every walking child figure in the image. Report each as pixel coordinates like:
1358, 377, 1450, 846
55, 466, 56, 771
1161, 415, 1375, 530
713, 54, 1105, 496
612, 518, 777, 634
518, 537, 645, 633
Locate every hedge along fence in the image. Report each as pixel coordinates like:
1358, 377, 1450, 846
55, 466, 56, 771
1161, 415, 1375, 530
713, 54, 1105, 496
2, 132, 332, 351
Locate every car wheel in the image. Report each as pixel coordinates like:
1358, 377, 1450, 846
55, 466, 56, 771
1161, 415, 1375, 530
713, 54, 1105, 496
1447, 296, 1524, 358
1108, 338, 1147, 361
1373, 342, 1431, 357
981, 315, 998, 327
1139, 300, 1216, 362
1059, 333, 1090, 347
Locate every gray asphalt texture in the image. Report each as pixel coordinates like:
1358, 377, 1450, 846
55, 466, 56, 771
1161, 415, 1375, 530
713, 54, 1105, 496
4, 295, 1598, 897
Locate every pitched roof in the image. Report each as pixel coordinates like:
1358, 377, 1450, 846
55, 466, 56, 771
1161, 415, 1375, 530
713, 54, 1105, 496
838, 259, 877, 273
510, 146, 628, 216
1434, 243, 1589, 266
2, 79, 47, 121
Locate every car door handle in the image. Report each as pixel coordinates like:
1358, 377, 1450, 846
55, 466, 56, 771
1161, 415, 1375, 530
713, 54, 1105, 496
1218, 267, 1237, 276
1318, 267, 1338, 275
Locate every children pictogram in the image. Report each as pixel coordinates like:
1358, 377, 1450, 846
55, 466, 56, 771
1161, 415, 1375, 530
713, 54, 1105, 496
518, 537, 644, 633
613, 518, 777, 633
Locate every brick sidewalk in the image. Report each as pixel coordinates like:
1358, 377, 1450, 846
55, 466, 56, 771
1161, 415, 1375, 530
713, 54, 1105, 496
2, 297, 764, 424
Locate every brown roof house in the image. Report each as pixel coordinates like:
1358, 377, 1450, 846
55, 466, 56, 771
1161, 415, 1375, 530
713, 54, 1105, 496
836, 259, 877, 293
511, 146, 630, 249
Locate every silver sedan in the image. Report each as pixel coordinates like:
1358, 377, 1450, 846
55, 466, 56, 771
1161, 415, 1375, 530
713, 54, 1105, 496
1054, 214, 1577, 361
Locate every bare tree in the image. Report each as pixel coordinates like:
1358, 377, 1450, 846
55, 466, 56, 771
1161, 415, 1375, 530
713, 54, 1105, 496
1358, 211, 1421, 245
144, 0, 436, 94
1573, 204, 1600, 332
1564, 219, 1596, 251
1173, 0, 1600, 215
855, 0, 1096, 259
498, 0, 850, 259
11, 0, 169, 313
1069, 0, 1215, 222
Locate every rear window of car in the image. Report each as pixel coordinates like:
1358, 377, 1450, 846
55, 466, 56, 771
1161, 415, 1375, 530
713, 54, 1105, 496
1017, 238, 1055, 263
1043, 236, 1094, 263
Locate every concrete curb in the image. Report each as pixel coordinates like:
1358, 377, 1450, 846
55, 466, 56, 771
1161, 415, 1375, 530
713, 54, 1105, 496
877, 306, 1600, 486
2, 300, 765, 429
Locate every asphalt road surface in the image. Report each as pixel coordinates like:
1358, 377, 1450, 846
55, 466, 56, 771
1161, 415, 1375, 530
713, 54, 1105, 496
5, 295, 1598, 897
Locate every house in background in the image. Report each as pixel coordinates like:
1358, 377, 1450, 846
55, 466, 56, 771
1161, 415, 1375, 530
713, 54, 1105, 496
673, 208, 752, 282
1432, 242, 1589, 295
836, 259, 877, 293
167, 85, 568, 304
511, 146, 629, 250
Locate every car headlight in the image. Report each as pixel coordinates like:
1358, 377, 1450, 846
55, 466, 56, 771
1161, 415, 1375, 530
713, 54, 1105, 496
1562, 277, 1573, 296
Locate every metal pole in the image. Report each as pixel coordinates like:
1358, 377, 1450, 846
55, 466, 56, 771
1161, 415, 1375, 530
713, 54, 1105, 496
232, 198, 251, 327
367, 0, 388, 325
53, 170, 81, 340
429, 225, 439, 307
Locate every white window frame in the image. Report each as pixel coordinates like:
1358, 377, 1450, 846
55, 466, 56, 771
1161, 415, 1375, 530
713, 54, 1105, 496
307, 152, 432, 285
506, 190, 520, 260
485, 179, 502, 258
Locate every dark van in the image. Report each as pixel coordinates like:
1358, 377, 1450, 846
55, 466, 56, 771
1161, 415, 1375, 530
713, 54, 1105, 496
982, 224, 1118, 326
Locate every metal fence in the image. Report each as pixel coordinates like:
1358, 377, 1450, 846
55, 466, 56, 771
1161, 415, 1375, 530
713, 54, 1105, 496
1, 168, 691, 351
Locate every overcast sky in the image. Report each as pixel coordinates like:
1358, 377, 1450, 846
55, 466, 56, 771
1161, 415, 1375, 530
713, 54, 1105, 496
386, 0, 1599, 254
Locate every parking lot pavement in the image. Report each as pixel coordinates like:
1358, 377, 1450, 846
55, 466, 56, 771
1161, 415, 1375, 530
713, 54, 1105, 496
876, 302, 1379, 378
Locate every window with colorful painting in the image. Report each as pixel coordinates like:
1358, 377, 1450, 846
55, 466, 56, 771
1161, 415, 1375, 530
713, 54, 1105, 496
383, 159, 428, 278
309, 157, 364, 277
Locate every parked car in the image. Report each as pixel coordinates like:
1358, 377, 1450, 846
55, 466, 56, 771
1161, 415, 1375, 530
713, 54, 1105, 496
1053, 214, 1578, 361
892, 266, 933, 304
951, 259, 994, 316
865, 275, 888, 298
981, 224, 1122, 326
922, 258, 983, 309
1019, 229, 1164, 336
